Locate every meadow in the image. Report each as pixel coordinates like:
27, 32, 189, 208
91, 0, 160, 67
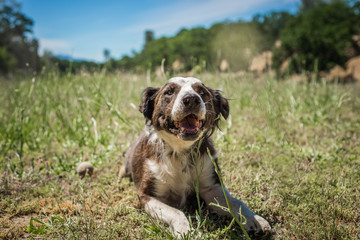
0, 72, 359, 239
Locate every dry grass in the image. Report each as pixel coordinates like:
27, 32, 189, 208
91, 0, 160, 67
0, 72, 359, 239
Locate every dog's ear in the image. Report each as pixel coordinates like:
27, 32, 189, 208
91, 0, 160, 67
213, 90, 229, 120
139, 87, 159, 120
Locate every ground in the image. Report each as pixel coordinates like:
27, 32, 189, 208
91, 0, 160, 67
0, 72, 359, 239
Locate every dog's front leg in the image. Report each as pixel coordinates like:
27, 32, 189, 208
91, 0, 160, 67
142, 196, 191, 237
200, 184, 271, 236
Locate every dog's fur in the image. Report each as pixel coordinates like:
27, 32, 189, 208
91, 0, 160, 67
119, 77, 271, 237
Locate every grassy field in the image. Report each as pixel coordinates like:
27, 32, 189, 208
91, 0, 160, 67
0, 72, 359, 239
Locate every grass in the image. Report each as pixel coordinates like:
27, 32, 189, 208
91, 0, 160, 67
0, 71, 359, 239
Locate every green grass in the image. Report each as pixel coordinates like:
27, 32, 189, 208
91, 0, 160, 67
0, 72, 359, 239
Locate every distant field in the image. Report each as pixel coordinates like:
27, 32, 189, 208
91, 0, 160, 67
0, 72, 359, 239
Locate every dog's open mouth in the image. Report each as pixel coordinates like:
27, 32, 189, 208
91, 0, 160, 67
170, 114, 203, 140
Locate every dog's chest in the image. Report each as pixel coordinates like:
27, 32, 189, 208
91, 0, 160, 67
146, 152, 197, 208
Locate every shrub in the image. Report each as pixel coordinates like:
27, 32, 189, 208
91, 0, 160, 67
273, 1, 360, 75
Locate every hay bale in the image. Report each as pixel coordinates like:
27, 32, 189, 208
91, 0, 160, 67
275, 40, 282, 48
172, 59, 182, 71
289, 74, 307, 83
280, 58, 291, 74
249, 51, 272, 74
352, 35, 360, 48
329, 65, 352, 82
346, 56, 360, 82
219, 59, 229, 72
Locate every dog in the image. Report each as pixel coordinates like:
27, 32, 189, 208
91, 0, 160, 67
119, 77, 271, 237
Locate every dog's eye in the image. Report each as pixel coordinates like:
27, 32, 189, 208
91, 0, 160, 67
165, 89, 174, 96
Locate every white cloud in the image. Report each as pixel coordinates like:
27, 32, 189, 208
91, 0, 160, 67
36, 0, 297, 61
124, 0, 276, 36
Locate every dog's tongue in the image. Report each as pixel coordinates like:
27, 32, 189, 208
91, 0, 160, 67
179, 115, 198, 130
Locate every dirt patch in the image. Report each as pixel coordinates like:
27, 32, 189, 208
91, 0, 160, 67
0, 214, 36, 239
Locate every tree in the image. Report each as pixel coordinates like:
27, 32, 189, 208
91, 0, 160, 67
172, 28, 211, 70
252, 11, 294, 51
141, 36, 170, 69
300, 0, 323, 13
273, 1, 359, 74
0, 46, 17, 73
132, 28, 212, 71
0, 0, 39, 74
145, 30, 153, 45
211, 22, 264, 71
103, 48, 110, 62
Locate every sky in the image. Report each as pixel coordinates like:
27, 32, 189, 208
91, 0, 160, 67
18, 0, 300, 62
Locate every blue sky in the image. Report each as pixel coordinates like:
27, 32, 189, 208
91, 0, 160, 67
18, 0, 300, 62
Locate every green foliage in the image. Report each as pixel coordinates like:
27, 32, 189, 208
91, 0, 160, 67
0, 1, 40, 73
273, 1, 360, 75
117, 23, 275, 72
40, 51, 100, 74
252, 11, 294, 51
140, 36, 172, 69
211, 22, 265, 71
2, 0, 360, 78
133, 28, 212, 71
117, 55, 136, 71
113, 1, 359, 74
0, 73, 359, 239
0, 46, 17, 73
109, 12, 294, 73
299, 0, 323, 13
103, 48, 110, 62
145, 30, 154, 45
172, 28, 212, 70
25, 217, 47, 234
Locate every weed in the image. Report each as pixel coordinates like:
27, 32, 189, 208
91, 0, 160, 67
0, 72, 359, 239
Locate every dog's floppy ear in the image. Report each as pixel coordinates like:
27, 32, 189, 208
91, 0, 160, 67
139, 87, 159, 120
213, 90, 229, 120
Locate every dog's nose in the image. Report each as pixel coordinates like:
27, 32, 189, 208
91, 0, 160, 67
183, 94, 201, 107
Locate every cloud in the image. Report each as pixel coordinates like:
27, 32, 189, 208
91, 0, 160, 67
35, 0, 298, 61
124, 0, 277, 36
39, 38, 71, 55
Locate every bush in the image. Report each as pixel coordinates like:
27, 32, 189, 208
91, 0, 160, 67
273, 1, 360, 75
0, 46, 17, 74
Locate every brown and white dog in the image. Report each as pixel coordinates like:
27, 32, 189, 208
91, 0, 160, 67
119, 77, 271, 237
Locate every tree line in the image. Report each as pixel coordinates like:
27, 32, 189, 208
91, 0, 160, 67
1, 0, 359, 77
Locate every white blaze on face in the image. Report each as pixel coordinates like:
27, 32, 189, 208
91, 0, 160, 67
168, 77, 206, 120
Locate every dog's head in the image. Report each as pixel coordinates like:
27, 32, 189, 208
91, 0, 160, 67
139, 77, 229, 146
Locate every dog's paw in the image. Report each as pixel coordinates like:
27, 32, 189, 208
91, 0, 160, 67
172, 216, 192, 238
244, 214, 271, 236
